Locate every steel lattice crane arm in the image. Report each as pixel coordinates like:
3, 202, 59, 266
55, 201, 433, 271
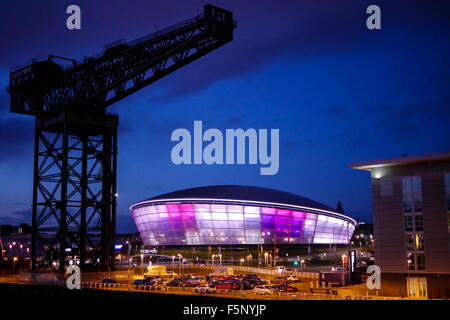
7, 4, 236, 115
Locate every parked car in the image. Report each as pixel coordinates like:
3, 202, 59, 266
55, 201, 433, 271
186, 277, 204, 286
215, 281, 237, 290
280, 284, 298, 292
133, 279, 143, 285
167, 279, 184, 287
194, 284, 217, 294
253, 285, 273, 295
163, 271, 178, 278
102, 278, 118, 284
270, 277, 287, 284
285, 275, 300, 283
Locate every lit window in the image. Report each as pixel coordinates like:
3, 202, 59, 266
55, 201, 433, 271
407, 252, 415, 270
414, 234, 424, 250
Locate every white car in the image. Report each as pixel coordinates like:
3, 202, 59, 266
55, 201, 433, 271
186, 277, 203, 286
286, 275, 299, 283
194, 284, 217, 294
253, 285, 273, 295
163, 271, 178, 278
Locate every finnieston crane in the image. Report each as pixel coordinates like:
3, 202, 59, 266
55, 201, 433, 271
7, 4, 236, 273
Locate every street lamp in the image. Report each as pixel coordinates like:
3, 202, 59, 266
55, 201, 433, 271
140, 254, 144, 276
300, 259, 305, 272
128, 258, 133, 289
212, 254, 216, 266
218, 254, 222, 266
177, 254, 183, 276
172, 255, 175, 269
264, 252, 268, 267
341, 254, 346, 287
13, 257, 17, 273
240, 258, 244, 266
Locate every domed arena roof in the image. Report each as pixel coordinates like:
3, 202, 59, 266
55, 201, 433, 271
143, 185, 336, 213
130, 185, 356, 246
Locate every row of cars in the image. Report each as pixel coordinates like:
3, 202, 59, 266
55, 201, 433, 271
197, 274, 299, 294
112, 273, 301, 293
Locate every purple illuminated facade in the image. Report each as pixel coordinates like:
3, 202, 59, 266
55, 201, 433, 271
130, 186, 356, 246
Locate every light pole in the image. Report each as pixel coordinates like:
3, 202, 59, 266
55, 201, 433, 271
212, 254, 216, 266
13, 257, 17, 274
172, 255, 175, 270
264, 252, 268, 267
178, 254, 182, 276
341, 254, 346, 287
240, 258, 244, 266
218, 254, 222, 266
128, 258, 133, 289
301, 259, 305, 272
407, 259, 412, 297
140, 254, 144, 276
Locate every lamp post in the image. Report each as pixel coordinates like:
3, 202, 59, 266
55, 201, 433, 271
341, 254, 346, 287
240, 258, 244, 266
178, 254, 182, 276
128, 258, 133, 289
264, 252, 268, 267
140, 254, 144, 276
13, 257, 17, 274
218, 254, 222, 267
407, 259, 412, 297
301, 259, 305, 272
172, 255, 175, 270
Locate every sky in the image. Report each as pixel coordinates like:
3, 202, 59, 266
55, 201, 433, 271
0, 0, 449, 232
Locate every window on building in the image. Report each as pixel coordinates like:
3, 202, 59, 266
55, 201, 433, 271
403, 176, 422, 213
403, 197, 412, 213
403, 176, 425, 271
416, 253, 426, 270
404, 216, 413, 232
414, 215, 424, 232
405, 235, 414, 250
414, 234, 424, 250
407, 252, 415, 270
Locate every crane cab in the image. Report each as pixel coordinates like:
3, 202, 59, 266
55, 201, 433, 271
8, 60, 62, 114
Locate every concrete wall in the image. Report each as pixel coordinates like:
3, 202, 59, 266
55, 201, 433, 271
370, 160, 450, 274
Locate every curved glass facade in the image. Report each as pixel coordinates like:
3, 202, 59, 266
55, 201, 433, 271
131, 202, 355, 246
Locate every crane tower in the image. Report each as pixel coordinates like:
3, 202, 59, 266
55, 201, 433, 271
6, 4, 236, 272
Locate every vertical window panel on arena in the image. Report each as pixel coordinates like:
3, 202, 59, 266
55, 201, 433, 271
303, 213, 317, 243
260, 207, 275, 244
243, 205, 260, 244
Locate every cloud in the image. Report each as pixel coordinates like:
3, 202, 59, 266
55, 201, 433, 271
369, 95, 450, 140
0, 208, 31, 225
2, 1, 448, 104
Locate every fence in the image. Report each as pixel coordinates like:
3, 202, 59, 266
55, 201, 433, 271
231, 265, 319, 279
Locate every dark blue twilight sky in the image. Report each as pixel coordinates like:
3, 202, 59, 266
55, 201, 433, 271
0, 1, 449, 232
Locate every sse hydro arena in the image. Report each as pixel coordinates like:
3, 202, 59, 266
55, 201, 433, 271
130, 185, 356, 246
